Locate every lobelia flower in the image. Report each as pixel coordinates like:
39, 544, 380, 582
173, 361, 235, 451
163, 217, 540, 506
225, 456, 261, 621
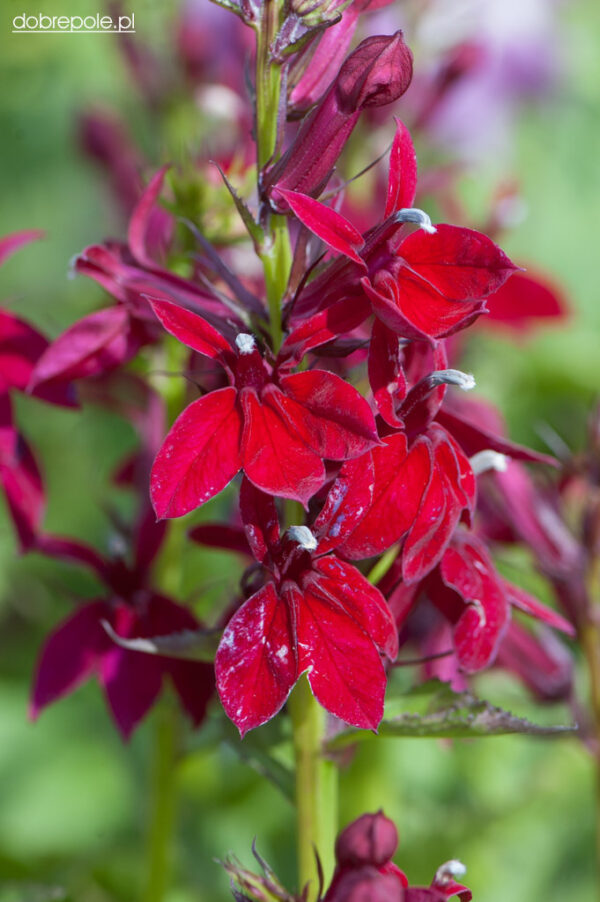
323, 811, 472, 902
384, 528, 574, 673
282, 118, 517, 342
30, 505, 214, 739
149, 297, 379, 517
265, 33, 413, 205
215, 477, 398, 735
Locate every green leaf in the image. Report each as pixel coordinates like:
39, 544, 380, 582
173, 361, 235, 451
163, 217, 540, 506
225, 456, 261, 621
325, 684, 577, 750
212, 162, 265, 250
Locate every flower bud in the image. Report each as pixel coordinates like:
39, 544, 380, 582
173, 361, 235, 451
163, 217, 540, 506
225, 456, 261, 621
335, 811, 399, 868
325, 869, 405, 902
266, 33, 412, 207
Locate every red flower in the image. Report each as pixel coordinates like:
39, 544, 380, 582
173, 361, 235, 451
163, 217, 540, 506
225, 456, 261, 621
215, 478, 398, 735
284, 120, 517, 341
150, 298, 379, 517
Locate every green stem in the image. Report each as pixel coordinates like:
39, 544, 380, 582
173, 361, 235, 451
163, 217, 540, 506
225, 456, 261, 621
260, 214, 292, 351
288, 675, 338, 900
143, 705, 178, 902
367, 544, 400, 586
255, 0, 281, 170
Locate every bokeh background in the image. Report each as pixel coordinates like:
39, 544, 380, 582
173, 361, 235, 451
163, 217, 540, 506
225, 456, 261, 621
1, 0, 599, 899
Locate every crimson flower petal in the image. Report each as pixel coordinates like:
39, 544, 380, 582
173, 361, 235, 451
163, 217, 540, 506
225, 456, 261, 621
151, 387, 243, 518
384, 118, 417, 217
440, 536, 510, 671
337, 433, 432, 560
484, 270, 567, 331
28, 306, 138, 388
502, 580, 574, 636
149, 298, 231, 359
361, 273, 433, 341
239, 477, 280, 563
240, 387, 326, 505
276, 189, 366, 266
188, 524, 251, 557
128, 164, 170, 267
311, 557, 398, 659
368, 318, 406, 427
215, 583, 296, 737
30, 600, 109, 718
290, 582, 387, 730
0, 229, 44, 267
0, 419, 44, 551
314, 456, 375, 554
280, 295, 371, 366
278, 370, 379, 459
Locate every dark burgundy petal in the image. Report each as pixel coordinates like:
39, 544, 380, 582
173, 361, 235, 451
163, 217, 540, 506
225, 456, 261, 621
337, 433, 432, 560
239, 477, 280, 563
278, 370, 379, 459
496, 621, 573, 702
28, 306, 138, 388
128, 164, 170, 267
311, 557, 398, 659
440, 535, 510, 671
30, 600, 110, 717
292, 582, 387, 730
335, 811, 399, 868
188, 524, 251, 557
502, 579, 574, 635
33, 534, 108, 578
133, 505, 167, 575
276, 189, 366, 266
0, 426, 44, 551
0, 229, 44, 267
368, 318, 406, 427
435, 406, 556, 467
240, 387, 326, 506
149, 298, 231, 359
385, 118, 418, 217
151, 387, 243, 518
399, 224, 517, 302
100, 604, 164, 739
484, 270, 567, 331
314, 456, 375, 554
215, 583, 297, 736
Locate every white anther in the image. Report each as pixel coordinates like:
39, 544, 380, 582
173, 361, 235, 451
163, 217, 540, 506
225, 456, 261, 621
394, 207, 437, 234
287, 525, 318, 551
435, 860, 467, 885
430, 369, 476, 391
235, 333, 256, 354
469, 450, 509, 476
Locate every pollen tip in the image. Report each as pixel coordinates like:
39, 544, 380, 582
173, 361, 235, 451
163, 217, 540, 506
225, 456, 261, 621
435, 860, 467, 885
235, 333, 256, 354
287, 525, 318, 551
393, 207, 436, 234
469, 449, 509, 476
430, 369, 476, 391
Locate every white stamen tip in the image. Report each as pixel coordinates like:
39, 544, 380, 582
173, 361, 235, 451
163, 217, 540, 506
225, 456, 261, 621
435, 860, 467, 885
430, 369, 476, 391
469, 449, 509, 476
394, 207, 437, 234
287, 525, 317, 551
235, 333, 256, 354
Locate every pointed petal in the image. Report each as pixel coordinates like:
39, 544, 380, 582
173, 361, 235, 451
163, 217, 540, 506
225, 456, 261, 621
188, 524, 251, 557
361, 273, 436, 341
99, 603, 167, 739
149, 298, 231, 359
215, 583, 297, 736
311, 557, 398, 658
368, 318, 406, 428
30, 601, 109, 717
278, 370, 379, 459
240, 387, 325, 506
484, 270, 567, 331
384, 118, 417, 216
0, 230, 45, 267
435, 406, 557, 467
239, 477, 280, 563
28, 306, 138, 388
314, 456, 374, 554
151, 387, 243, 518
503, 580, 575, 636
276, 189, 366, 266
0, 427, 44, 551
293, 583, 387, 730
337, 433, 432, 560
128, 165, 170, 267
279, 295, 371, 366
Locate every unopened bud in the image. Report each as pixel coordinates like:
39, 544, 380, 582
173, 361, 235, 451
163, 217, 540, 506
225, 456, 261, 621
335, 811, 398, 868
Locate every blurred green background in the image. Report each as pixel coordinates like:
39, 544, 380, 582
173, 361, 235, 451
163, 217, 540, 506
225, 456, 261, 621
1, 0, 599, 899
